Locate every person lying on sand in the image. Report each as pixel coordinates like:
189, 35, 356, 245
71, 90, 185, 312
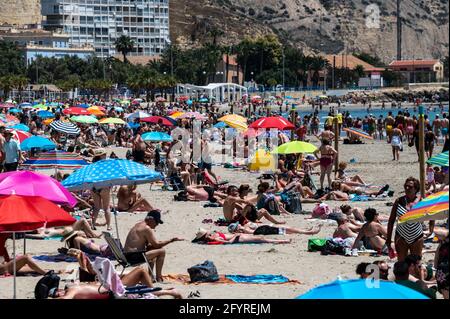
117, 185, 154, 212
184, 184, 228, 203
335, 162, 367, 187
227, 222, 322, 236
191, 228, 292, 245
26, 218, 101, 240
320, 180, 390, 201
352, 208, 391, 255
0, 254, 71, 276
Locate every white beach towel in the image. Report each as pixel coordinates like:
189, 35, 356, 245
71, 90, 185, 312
92, 257, 125, 296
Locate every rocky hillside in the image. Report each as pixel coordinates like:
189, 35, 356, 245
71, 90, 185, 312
170, 0, 449, 62
0, 0, 41, 25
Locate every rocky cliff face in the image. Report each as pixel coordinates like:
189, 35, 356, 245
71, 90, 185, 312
0, 0, 41, 25
170, 0, 449, 61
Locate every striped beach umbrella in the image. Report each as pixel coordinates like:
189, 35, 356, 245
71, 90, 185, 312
427, 151, 448, 167
21, 151, 88, 170
343, 127, 374, 140
50, 120, 80, 135
399, 191, 449, 224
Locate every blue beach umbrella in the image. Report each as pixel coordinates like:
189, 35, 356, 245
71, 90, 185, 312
36, 110, 55, 119
19, 102, 32, 108
9, 124, 30, 132
186, 100, 193, 105
9, 108, 22, 114
79, 103, 90, 108
142, 131, 173, 142
62, 159, 163, 240
114, 107, 124, 112
127, 122, 140, 129
296, 279, 429, 299
199, 98, 209, 103
214, 122, 228, 129
20, 136, 56, 151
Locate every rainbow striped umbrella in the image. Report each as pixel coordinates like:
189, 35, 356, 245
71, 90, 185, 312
427, 151, 448, 167
399, 191, 449, 224
343, 127, 373, 140
21, 151, 88, 170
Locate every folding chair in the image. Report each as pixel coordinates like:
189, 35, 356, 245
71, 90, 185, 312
102, 231, 156, 280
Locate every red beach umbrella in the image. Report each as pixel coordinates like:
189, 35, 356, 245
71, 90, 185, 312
141, 116, 174, 127
249, 116, 295, 130
63, 107, 90, 115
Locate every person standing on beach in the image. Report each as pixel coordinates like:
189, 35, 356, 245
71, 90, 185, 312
314, 139, 338, 190
385, 112, 395, 143
391, 126, 403, 161
432, 115, 441, 145
1, 130, 25, 172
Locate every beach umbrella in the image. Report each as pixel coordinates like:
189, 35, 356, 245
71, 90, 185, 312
199, 98, 209, 103
33, 104, 47, 110
114, 107, 124, 112
186, 100, 193, 105
7, 129, 31, 143
142, 131, 173, 142
0, 103, 14, 108
0, 171, 77, 207
21, 150, 87, 170
43, 119, 54, 126
99, 118, 126, 125
62, 159, 163, 240
296, 279, 429, 299
19, 102, 32, 108
8, 124, 30, 132
20, 136, 56, 152
248, 149, 276, 172
272, 141, 318, 155
126, 111, 151, 121
222, 119, 248, 131
36, 110, 55, 119
155, 97, 166, 102
249, 116, 295, 130
169, 111, 184, 119
214, 122, 228, 129
0, 114, 20, 125
0, 194, 76, 299
8, 108, 22, 114
50, 120, 80, 135
427, 151, 449, 167
87, 107, 105, 116
179, 112, 207, 120
178, 95, 189, 101
71, 115, 98, 124
63, 107, 90, 115
127, 122, 140, 129
218, 114, 247, 123
343, 127, 374, 140
399, 191, 449, 224
141, 116, 174, 127
163, 116, 178, 126
240, 128, 265, 139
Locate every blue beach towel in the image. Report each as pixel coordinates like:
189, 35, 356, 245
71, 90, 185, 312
33, 253, 115, 263
225, 275, 289, 284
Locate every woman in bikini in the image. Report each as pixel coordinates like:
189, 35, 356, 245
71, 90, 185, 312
386, 177, 429, 262
352, 208, 390, 255
228, 221, 322, 236
191, 228, 292, 245
314, 139, 338, 190
117, 185, 154, 212
335, 161, 366, 187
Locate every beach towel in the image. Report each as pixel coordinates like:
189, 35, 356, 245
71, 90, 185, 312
33, 253, 114, 263
92, 257, 125, 296
161, 274, 301, 285
350, 195, 387, 202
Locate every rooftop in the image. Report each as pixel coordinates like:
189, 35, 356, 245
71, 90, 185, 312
389, 59, 441, 67
325, 54, 385, 72
114, 55, 161, 65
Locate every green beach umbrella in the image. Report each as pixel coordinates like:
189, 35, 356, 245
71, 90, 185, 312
33, 104, 47, 110
272, 141, 318, 154
71, 115, 98, 124
99, 118, 126, 125
427, 151, 449, 167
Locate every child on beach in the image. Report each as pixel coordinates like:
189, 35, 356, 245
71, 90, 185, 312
426, 164, 437, 192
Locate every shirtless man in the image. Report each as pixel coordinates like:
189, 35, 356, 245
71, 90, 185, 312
223, 185, 285, 224
315, 128, 335, 143
333, 214, 361, 239
352, 208, 390, 254
132, 128, 147, 164
432, 115, 441, 145
117, 185, 154, 212
123, 210, 184, 282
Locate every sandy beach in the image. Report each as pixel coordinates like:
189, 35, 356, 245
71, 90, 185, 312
1, 129, 444, 300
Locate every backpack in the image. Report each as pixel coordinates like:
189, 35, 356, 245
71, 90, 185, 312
321, 239, 346, 256
283, 192, 303, 214
34, 270, 60, 299
312, 203, 331, 219
187, 260, 219, 283
308, 238, 327, 252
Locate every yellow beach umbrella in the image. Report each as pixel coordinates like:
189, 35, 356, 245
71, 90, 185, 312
87, 107, 105, 116
218, 114, 247, 123
99, 118, 126, 125
169, 111, 184, 119
43, 119, 54, 125
272, 141, 318, 154
248, 149, 276, 172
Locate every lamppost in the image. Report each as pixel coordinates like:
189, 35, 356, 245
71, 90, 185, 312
282, 46, 285, 96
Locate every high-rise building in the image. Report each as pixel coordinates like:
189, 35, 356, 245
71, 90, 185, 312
40, 0, 170, 58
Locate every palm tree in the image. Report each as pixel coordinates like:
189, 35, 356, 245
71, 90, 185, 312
208, 27, 224, 46
309, 56, 329, 88
10, 75, 28, 102
0, 75, 13, 98
115, 35, 135, 64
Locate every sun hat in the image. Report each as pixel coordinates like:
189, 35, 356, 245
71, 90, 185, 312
192, 228, 208, 243
93, 148, 107, 157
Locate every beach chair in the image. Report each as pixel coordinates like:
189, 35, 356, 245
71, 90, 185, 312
102, 231, 156, 280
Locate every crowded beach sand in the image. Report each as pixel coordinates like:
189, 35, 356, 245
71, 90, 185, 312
0, 113, 444, 299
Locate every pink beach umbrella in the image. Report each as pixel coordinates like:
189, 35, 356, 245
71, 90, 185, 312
0, 171, 77, 207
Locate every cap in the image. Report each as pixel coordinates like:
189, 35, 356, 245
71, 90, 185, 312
145, 210, 164, 224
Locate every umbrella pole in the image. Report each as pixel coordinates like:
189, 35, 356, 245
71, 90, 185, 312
23, 236, 26, 255
13, 232, 16, 299
111, 190, 120, 242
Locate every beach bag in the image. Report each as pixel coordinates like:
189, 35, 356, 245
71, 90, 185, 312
312, 203, 331, 219
321, 240, 346, 256
34, 270, 60, 299
308, 238, 327, 252
284, 192, 303, 214
187, 260, 219, 283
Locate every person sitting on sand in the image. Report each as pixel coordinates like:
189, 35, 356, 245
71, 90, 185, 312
393, 261, 436, 299
123, 210, 184, 283
227, 221, 322, 236
223, 185, 285, 225
256, 182, 291, 215
117, 185, 155, 212
333, 214, 361, 240
339, 205, 365, 222
62, 248, 182, 299
335, 162, 367, 187
191, 228, 292, 245
352, 208, 390, 255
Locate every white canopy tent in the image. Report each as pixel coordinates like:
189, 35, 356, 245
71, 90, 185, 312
176, 83, 247, 103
